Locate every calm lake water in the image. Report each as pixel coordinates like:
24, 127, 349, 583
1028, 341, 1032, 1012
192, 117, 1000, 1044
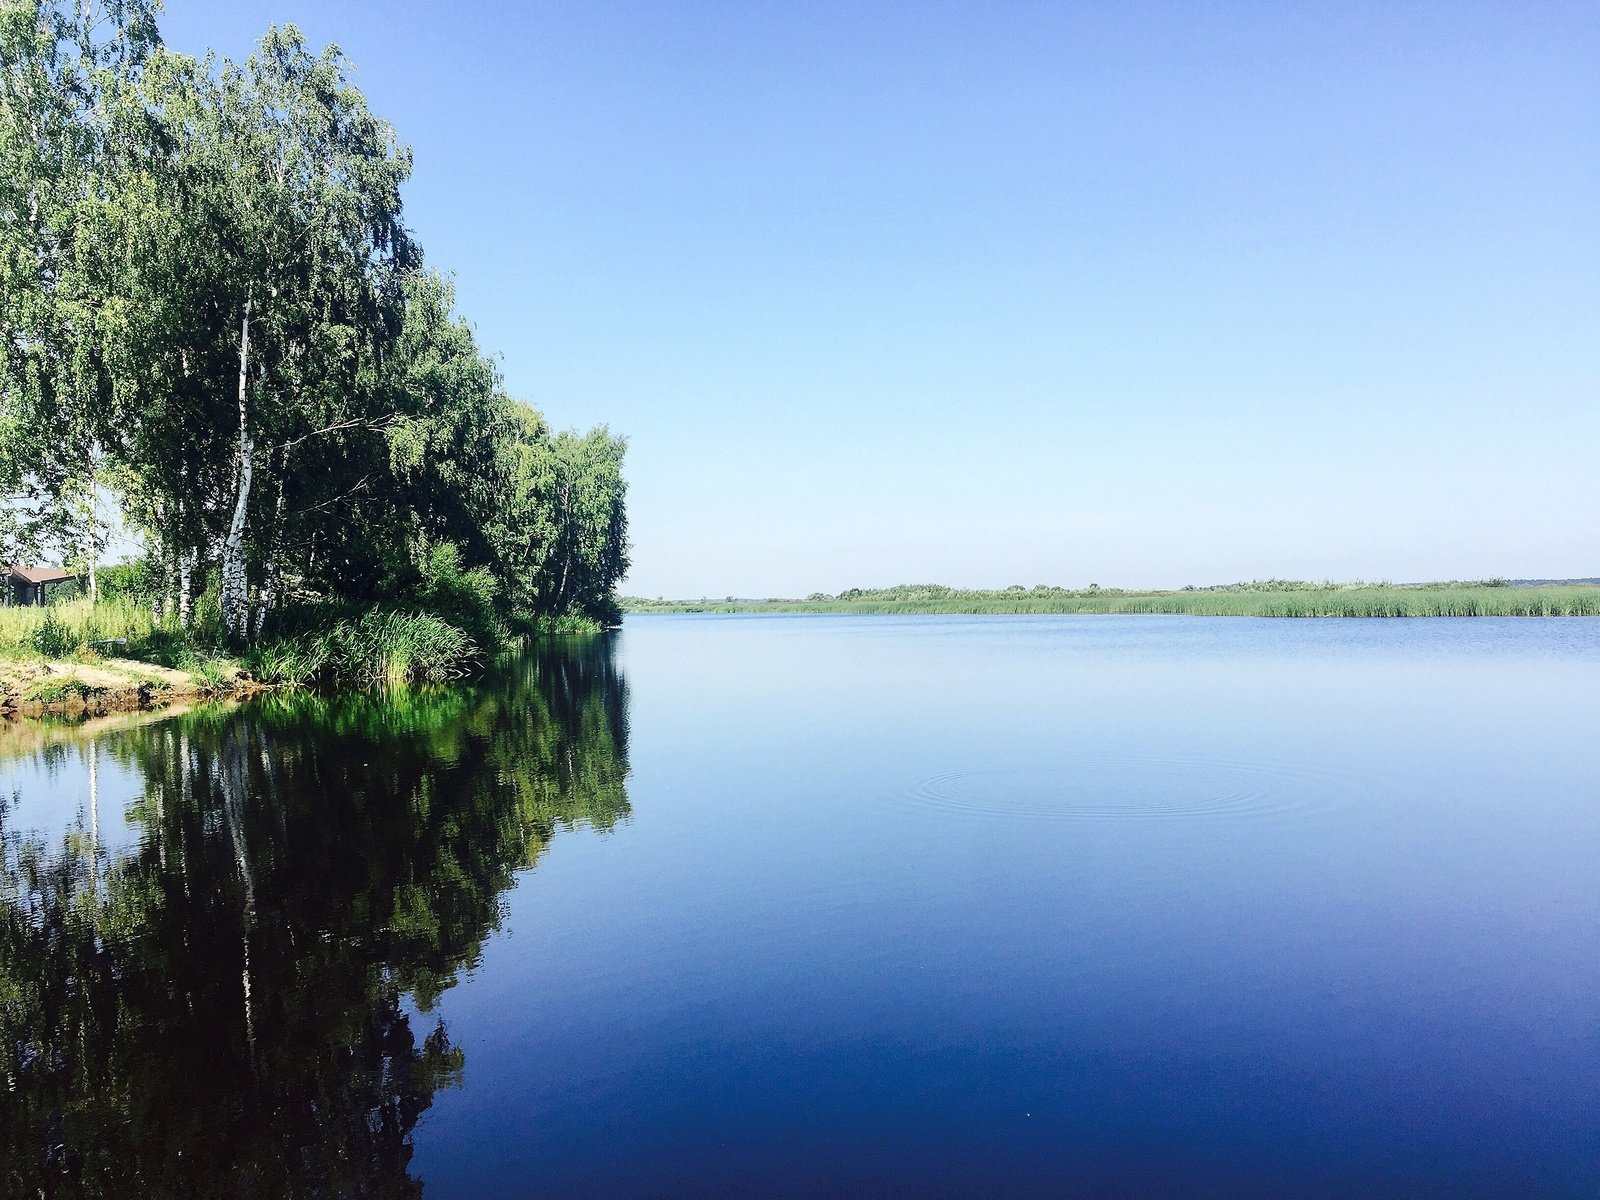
3, 614, 1599, 1197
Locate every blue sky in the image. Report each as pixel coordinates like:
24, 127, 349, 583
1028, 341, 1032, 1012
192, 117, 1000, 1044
160, 1, 1598, 595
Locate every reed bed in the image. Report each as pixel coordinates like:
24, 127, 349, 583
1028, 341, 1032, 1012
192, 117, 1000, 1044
626, 584, 1600, 619
301, 610, 479, 683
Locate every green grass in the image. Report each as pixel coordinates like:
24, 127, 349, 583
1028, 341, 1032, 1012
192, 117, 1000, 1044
623, 581, 1600, 618
0, 598, 483, 687
0, 597, 159, 658
123, 669, 176, 694
243, 640, 329, 688
21, 678, 103, 705
262, 610, 479, 684
189, 658, 233, 691
521, 613, 608, 636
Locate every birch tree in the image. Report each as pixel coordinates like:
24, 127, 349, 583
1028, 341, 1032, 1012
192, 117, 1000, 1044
3, 6, 632, 638
146, 28, 413, 644
0, 0, 159, 569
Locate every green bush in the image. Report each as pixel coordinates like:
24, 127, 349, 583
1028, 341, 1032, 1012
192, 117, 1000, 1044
244, 640, 329, 687
30, 612, 79, 658
22, 677, 99, 704
415, 541, 506, 651
524, 613, 605, 636
97, 558, 163, 605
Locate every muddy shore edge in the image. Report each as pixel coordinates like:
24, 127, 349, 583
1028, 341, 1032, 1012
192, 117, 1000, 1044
0, 658, 270, 719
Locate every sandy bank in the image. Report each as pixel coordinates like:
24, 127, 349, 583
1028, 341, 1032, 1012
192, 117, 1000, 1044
0, 657, 266, 718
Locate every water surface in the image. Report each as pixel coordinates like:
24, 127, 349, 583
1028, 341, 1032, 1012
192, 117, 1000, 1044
3, 616, 1597, 1197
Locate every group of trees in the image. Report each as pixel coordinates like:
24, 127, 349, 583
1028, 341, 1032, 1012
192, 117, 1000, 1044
0, 1, 627, 644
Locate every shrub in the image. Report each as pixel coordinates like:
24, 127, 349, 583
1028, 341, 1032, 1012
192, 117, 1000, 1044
192, 659, 232, 691
415, 541, 506, 650
30, 612, 78, 658
97, 558, 163, 606
525, 613, 604, 636
190, 573, 224, 645
23, 677, 99, 704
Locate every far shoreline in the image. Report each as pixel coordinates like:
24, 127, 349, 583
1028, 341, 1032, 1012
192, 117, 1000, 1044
623, 581, 1600, 619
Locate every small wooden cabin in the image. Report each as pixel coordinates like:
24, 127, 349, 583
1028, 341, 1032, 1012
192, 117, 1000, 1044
5, 565, 81, 606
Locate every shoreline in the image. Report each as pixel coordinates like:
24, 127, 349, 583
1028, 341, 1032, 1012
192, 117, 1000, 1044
0, 657, 271, 720
623, 583, 1600, 619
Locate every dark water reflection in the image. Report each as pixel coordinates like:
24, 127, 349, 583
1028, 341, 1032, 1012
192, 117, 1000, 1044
4, 616, 1600, 1198
0, 639, 628, 1198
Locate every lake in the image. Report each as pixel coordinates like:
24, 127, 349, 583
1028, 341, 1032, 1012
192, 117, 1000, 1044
3, 614, 1598, 1198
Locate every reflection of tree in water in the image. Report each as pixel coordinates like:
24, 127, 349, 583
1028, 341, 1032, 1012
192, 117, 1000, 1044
0, 638, 629, 1198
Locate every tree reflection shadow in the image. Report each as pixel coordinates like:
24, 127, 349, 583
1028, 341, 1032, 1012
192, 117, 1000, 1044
0, 637, 629, 1198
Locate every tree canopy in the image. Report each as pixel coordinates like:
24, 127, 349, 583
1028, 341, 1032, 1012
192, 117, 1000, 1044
0, 1, 628, 644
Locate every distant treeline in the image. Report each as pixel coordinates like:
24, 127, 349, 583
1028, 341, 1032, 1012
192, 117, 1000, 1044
623, 581, 1600, 618
0, 3, 627, 652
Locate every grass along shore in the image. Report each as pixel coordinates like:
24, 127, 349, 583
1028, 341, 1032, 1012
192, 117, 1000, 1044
0, 596, 604, 717
623, 581, 1600, 618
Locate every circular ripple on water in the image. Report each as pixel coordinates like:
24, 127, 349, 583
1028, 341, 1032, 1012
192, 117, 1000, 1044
902, 757, 1359, 822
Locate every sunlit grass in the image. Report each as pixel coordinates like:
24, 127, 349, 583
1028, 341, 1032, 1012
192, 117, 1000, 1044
0, 597, 158, 658
624, 583, 1600, 618
0, 599, 478, 685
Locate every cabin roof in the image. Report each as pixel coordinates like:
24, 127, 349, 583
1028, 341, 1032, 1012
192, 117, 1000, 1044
7, 565, 78, 585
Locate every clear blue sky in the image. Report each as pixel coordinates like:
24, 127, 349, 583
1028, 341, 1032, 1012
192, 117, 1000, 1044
160, 1, 1598, 595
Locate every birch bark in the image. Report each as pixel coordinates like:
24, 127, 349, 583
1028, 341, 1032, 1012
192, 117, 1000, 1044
221, 290, 255, 644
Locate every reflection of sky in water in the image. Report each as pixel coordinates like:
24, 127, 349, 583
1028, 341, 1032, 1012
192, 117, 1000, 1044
415, 615, 1600, 1199
1, 746, 146, 858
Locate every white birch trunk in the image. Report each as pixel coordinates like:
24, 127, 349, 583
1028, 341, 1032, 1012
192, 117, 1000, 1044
221, 291, 255, 645
251, 477, 286, 641
553, 477, 573, 611
177, 545, 196, 627
87, 742, 99, 912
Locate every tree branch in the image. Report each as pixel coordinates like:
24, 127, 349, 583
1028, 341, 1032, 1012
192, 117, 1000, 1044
278, 414, 391, 452
284, 473, 373, 518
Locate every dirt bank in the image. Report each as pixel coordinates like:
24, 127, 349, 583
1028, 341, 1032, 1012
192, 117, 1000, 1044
0, 657, 266, 719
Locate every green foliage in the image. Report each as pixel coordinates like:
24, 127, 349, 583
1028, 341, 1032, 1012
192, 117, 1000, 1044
28, 610, 77, 657
0, 5, 629, 653
189, 657, 231, 691
243, 639, 328, 687
0, 0, 159, 569
0, 597, 151, 658
413, 540, 506, 651
20, 676, 98, 704
254, 608, 477, 684
533, 427, 629, 624
122, 624, 200, 669
318, 611, 477, 682
525, 613, 607, 636
94, 558, 160, 605
0, 593, 482, 688
625, 582, 1600, 618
